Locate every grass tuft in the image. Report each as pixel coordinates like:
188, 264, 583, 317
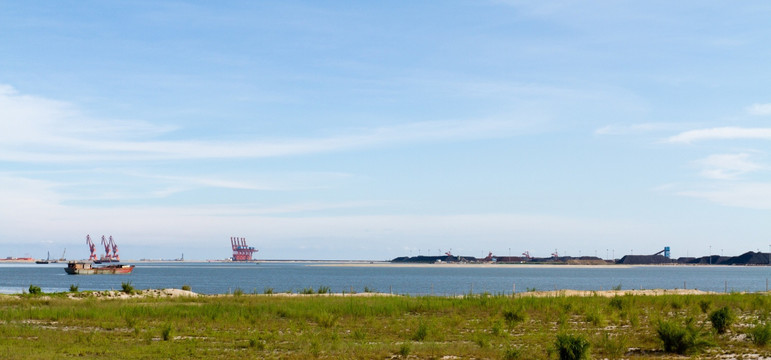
656, 317, 713, 354
555, 333, 590, 360
709, 306, 734, 334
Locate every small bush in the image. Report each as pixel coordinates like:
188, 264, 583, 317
263, 287, 274, 295
699, 299, 711, 313
398, 343, 411, 357
503, 308, 527, 327
412, 322, 429, 341
657, 318, 713, 354
181, 284, 191, 291
609, 296, 624, 310
301, 287, 315, 295
69, 284, 79, 292
28, 285, 42, 295
502, 346, 521, 360
709, 306, 734, 334
121, 281, 134, 294
317, 285, 330, 294
748, 322, 771, 346
363, 286, 373, 293
555, 333, 590, 360
233, 288, 244, 296
597, 332, 626, 359
611, 283, 622, 291
161, 324, 173, 341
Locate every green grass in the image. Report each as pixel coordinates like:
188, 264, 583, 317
0, 291, 768, 359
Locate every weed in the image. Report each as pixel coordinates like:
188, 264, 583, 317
69, 284, 79, 292
527, 287, 537, 292
121, 281, 135, 294
656, 317, 713, 354
363, 286, 373, 293
301, 287, 315, 295
747, 322, 771, 346
596, 332, 626, 359
232, 288, 244, 296
161, 324, 173, 341
609, 296, 624, 310
585, 309, 605, 327
699, 299, 711, 313
491, 320, 504, 337
502, 346, 521, 359
503, 307, 527, 327
398, 342, 411, 357
28, 285, 42, 295
181, 284, 191, 291
611, 283, 622, 291
709, 306, 734, 334
263, 287, 274, 295
412, 322, 429, 341
555, 333, 590, 360
317, 285, 331, 294
473, 332, 490, 348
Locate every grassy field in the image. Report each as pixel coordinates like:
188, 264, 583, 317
0, 289, 769, 359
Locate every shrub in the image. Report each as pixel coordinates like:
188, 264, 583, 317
597, 332, 626, 359
181, 284, 191, 291
398, 343, 411, 357
748, 322, 771, 346
709, 306, 734, 334
263, 287, 274, 295
555, 333, 590, 360
121, 281, 134, 294
698, 299, 711, 313
656, 318, 713, 354
69, 284, 79, 292
301, 287, 315, 295
502, 346, 521, 360
233, 288, 244, 296
611, 283, 622, 291
363, 286, 374, 293
28, 285, 42, 295
161, 324, 173, 341
412, 322, 429, 341
503, 308, 527, 327
317, 285, 331, 294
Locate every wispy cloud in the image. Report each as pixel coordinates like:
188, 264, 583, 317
594, 123, 684, 136
695, 153, 764, 180
0, 84, 530, 163
747, 103, 771, 116
666, 127, 771, 143
677, 183, 771, 210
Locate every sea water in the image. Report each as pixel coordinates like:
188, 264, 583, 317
0, 262, 768, 295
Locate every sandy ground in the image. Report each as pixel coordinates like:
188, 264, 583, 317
53, 288, 769, 300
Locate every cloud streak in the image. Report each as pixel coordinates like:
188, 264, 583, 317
666, 127, 771, 143
0, 85, 529, 163
695, 153, 764, 180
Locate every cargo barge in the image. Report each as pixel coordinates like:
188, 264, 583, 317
65, 261, 135, 275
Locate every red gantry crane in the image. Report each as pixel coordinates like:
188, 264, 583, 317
101, 235, 112, 262
109, 236, 120, 262
86, 235, 97, 261
230, 237, 258, 261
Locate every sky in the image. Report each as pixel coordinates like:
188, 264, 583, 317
1, 1, 770, 261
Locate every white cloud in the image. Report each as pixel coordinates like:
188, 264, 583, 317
0, 84, 529, 163
667, 127, 771, 143
747, 103, 771, 116
595, 123, 682, 135
695, 153, 764, 180
678, 183, 771, 210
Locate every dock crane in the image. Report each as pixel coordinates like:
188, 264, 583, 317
86, 235, 97, 261
109, 236, 120, 262
101, 235, 112, 262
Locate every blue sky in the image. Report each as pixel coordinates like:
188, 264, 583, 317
1, 1, 770, 260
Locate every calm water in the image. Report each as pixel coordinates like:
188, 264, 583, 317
0, 262, 768, 295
